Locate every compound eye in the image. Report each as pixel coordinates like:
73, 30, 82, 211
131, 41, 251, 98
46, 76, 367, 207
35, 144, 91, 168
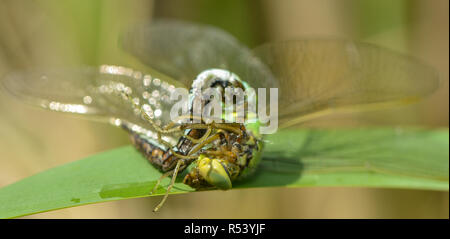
198, 157, 232, 190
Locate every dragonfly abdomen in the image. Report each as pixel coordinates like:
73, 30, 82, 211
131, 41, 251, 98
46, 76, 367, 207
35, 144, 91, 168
120, 123, 177, 172
130, 132, 169, 170
121, 122, 206, 173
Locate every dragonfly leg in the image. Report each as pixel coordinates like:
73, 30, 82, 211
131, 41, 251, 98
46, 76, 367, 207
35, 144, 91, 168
153, 115, 208, 147
160, 114, 211, 132
187, 132, 222, 156
184, 126, 212, 143
203, 149, 237, 160
156, 132, 177, 149
153, 159, 185, 212
164, 128, 221, 160
158, 119, 214, 144
153, 122, 215, 160
150, 162, 188, 195
182, 122, 244, 136
150, 170, 174, 195
169, 148, 198, 160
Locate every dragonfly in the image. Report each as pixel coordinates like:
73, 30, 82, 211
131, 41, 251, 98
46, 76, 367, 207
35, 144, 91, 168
2, 20, 439, 211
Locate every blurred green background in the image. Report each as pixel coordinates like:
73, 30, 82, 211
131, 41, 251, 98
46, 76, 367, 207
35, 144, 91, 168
0, 0, 448, 218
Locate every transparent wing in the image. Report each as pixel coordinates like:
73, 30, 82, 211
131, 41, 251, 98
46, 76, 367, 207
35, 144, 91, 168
252, 40, 440, 128
122, 21, 439, 129
120, 19, 277, 89
2, 65, 182, 145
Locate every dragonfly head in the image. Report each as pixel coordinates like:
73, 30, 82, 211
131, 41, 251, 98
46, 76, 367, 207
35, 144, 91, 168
191, 69, 244, 93
191, 154, 239, 190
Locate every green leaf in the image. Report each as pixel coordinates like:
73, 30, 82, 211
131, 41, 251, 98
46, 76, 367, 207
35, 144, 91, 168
0, 128, 448, 218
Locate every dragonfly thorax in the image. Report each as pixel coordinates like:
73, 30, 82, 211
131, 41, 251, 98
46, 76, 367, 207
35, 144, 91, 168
190, 69, 245, 94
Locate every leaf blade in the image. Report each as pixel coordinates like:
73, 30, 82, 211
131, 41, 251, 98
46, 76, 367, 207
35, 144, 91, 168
0, 128, 447, 218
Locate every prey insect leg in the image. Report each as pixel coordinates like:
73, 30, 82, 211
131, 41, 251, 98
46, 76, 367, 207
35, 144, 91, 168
153, 159, 185, 212
187, 133, 222, 156
182, 122, 243, 136
150, 162, 187, 195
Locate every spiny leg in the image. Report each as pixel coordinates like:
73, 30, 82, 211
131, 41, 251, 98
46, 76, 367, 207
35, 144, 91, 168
150, 170, 174, 195
169, 148, 198, 160
160, 120, 213, 144
155, 115, 212, 148
159, 132, 223, 162
119, 91, 242, 153
150, 162, 188, 195
119, 91, 243, 139
184, 126, 212, 144
181, 122, 243, 136
153, 159, 185, 212
167, 129, 221, 160
153, 132, 197, 160
188, 132, 222, 156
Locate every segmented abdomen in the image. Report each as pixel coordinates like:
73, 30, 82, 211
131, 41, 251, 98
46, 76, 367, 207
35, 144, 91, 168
121, 124, 176, 172
121, 123, 201, 172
